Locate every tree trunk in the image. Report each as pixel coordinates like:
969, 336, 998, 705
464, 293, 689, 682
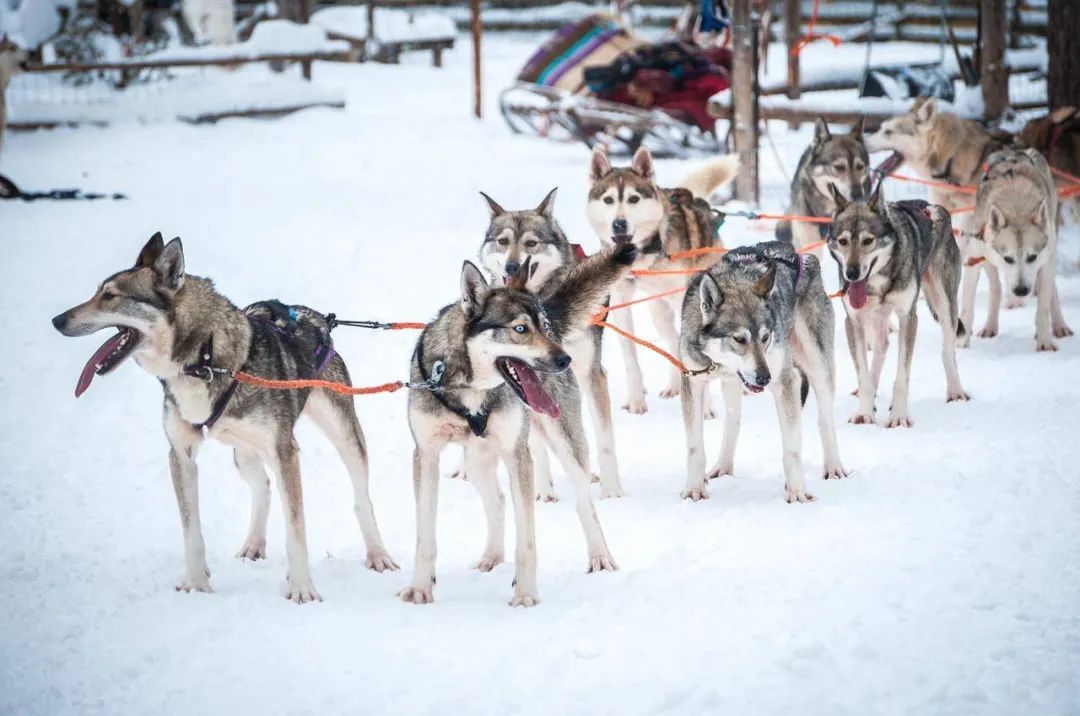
979, 0, 1008, 121
1048, 0, 1080, 111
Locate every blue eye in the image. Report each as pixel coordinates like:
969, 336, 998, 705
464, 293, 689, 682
514, 325, 528, 334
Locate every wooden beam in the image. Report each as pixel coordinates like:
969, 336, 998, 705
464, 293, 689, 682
979, 0, 1008, 120
23, 51, 352, 74
471, 0, 482, 118
730, 0, 758, 203
784, 0, 800, 100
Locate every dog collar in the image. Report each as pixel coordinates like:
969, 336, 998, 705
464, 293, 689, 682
414, 342, 493, 437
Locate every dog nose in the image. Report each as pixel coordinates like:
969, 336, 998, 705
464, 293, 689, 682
51, 313, 67, 331
504, 261, 520, 277
753, 370, 771, 388
1013, 284, 1030, 297
845, 266, 862, 282
850, 186, 865, 201
612, 219, 629, 235
554, 352, 572, 371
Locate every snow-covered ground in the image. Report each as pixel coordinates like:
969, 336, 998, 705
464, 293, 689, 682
3, 34, 1079, 715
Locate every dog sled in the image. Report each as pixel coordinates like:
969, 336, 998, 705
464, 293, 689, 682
499, 12, 731, 157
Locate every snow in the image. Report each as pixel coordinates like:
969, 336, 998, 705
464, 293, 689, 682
148, 19, 348, 62
0, 0, 74, 48
311, 6, 456, 43
3, 33, 1079, 716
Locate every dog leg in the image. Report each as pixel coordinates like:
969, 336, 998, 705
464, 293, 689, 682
845, 313, 876, 424
305, 392, 398, 572
165, 410, 211, 593
585, 360, 625, 498
680, 375, 710, 501
398, 446, 440, 604
707, 378, 742, 480
793, 323, 847, 479
503, 440, 540, 607
1036, 262, 1059, 351
923, 273, 970, 402
886, 306, 918, 428
233, 448, 270, 561
466, 442, 504, 572
959, 263, 980, 345
1050, 273, 1073, 339
539, 416, 617, 572
770, 368, 813, 503
530, 427, 558, 503
868, 311, 890, 395
649, 297, 684, 399
268, 434, 321, 603
611, 279, 648, 413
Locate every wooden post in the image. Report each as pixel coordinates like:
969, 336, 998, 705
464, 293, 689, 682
979, 0, 1008, 121
471, 0, 482, 118
366, 0, 375, 41
1047, 0, 1080, 110
783, 0, 799, 100
731, 0, 758, 203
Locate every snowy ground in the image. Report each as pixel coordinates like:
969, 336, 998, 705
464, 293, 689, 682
3, 34, 1079, 716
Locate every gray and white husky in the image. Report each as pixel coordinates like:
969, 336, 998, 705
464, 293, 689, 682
969, 148, 1073, 351
52, 233, 397, 604
679, 241, 847, 504
827, 186, 970, 427
777, 117, 871, 251
400, 244, 636, 608
587, 146, 739, 414
478, 188, 624, 500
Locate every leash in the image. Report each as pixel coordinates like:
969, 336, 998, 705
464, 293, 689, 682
326, 314, 427, 331
0, 175, 127, 201
791, 0, 842, 57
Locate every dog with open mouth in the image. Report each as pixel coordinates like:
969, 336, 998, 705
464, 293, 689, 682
827, 184, 970, 428
401, 244, 636, 608
678, 241, 847, 504
52, 233, 398, 604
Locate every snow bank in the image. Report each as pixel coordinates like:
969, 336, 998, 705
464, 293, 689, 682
147, 20, 348, 63
311, 6, 456, 43
0, 0, 74, 48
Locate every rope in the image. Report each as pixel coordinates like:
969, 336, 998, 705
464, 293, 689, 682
233, 371, 407, 395
791, 0, 842, 56
327, 315, 426, 330
592, 319, 690, 373
1051, 166, 1080, 185
888, 173, 978, 194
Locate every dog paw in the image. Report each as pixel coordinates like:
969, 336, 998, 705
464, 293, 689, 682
785, 486, 816, 503
586, 553, 619, 573
535, 491, 560, 503
366, 550, 400, 572
957, 334, 971, 348
1036, 338, 1059, 352
659, 385, 680, 399
703, 405, 718, 420
284, 578, 322, 605
885, 413, 913, 428
175, 575, 213, 594
706, 463, 733, 480
1054, 324, 1074, 338
599, 486, 626, 499
622, 399, 648, 414
236, 538, 266, 561
947, 390, 971, 403
509, 590, 541, 608
849, 411, 876, 425
977, 325, 999, 339
397, 584, 434, 605
681, 485, 709, 501
474, 553, 504, 572
822, 464, 848, 480
1005, 297, 1026, 310
448, 469, 468, 481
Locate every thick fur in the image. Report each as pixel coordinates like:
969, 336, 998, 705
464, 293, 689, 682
587, 146, 739, 414
864, 97, 1007, 346
1017, 107, 1080, 265
51, 234, 397, 604
777, 117, 870, 250
679, 241, 847, 504
828, 188, 970, 428
401, 245, 635, 607
970, 148, 1073, 351
0, 36, 28, 164
478, 189, 625, 500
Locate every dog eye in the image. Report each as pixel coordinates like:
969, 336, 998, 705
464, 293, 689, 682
731, 334, 747, 345
760, 332, 771, 343
1026, 254, 1038, 264
628, 195, 640, 204
1003, 256, 1016, 264
524, 240, 538, 249
883, 129, 893, 137
514, 325, 528, 334
862, 238, 874, 247
603, 197, 615, 205
497, 238, 510, 247
834, 164, 846, 172
101, 291, 117, 301
837, 238, 849, 247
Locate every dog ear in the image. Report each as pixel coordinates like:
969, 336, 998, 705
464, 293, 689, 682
828, 183, 849, 212
914, 97, 936, 125
1032, 199, 1049, 228
630, 146, 655, 181
866, 180, 883, 212
535, 187, 557, 219
699, 273, 722, 320
460, 261, 491, 319
590, 148, 612, 181
850, 116, 865, 141
153, 238, 185, 292
479, 192, 505, 218
988, 205, 1007, 231
752, 264, 776, 298
813, 117, 831, 146
506, 256, 532, 292
137, 232, 165, 267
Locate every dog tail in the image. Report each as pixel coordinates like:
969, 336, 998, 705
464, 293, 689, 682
956, 317, 967, 339
775, 220, 793, 243
678, 154, 741, 199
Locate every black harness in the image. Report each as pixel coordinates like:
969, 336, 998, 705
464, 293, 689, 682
414, 341, 496, 438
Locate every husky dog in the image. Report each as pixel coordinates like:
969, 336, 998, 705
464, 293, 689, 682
1, 35, 29, 164
777, 117, 871, 251
587, 146, 739, 413
679, 241, 847, 504
401, 244, 636, 607
864, 97, 1007, 344
51, 234, 397, 603
828, 186, 970, 426
478, 188, 624, 500
969, 148, 1073, 351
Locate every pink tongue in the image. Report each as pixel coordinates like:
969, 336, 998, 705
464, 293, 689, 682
75, 331, 125, 398
847, 279, 869, 310
510, 359, 560, 419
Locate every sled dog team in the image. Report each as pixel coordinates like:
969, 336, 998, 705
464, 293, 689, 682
53, 99, 1071, 607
